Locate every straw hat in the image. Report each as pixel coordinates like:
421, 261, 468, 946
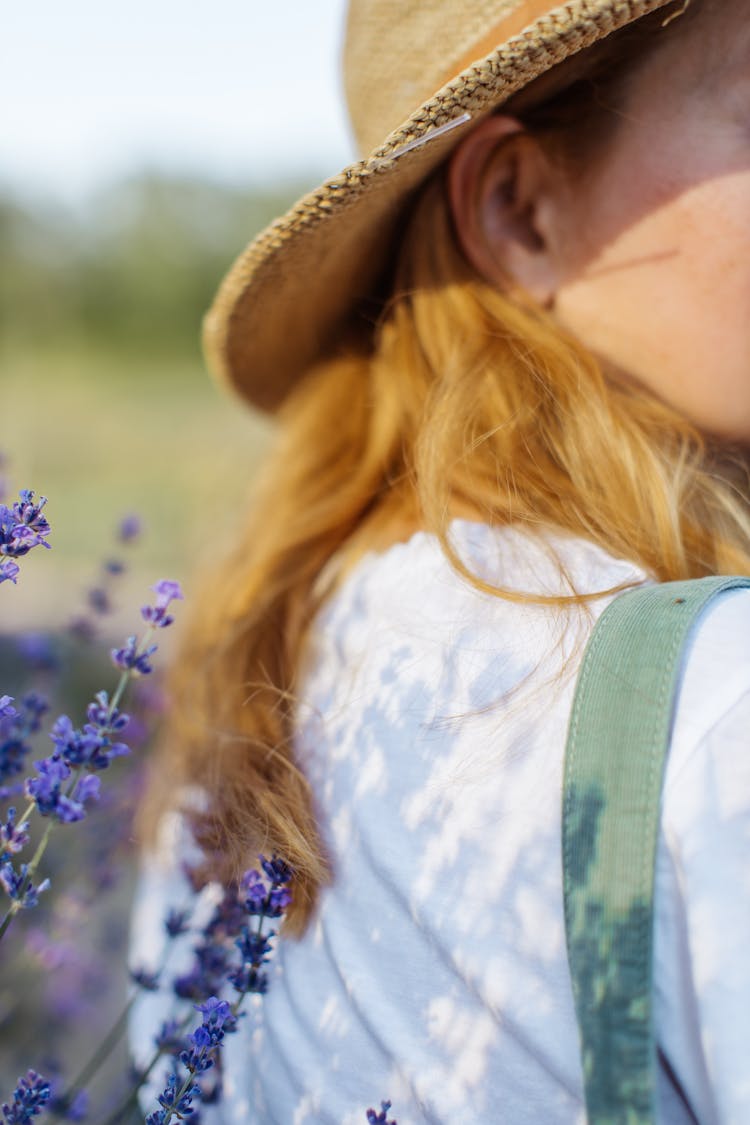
204, 0, 676, 413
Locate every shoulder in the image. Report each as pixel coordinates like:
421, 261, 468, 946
661, 582, 750, 855
319, 519, 646, 632
656, 587, 750, 1120
668, 585, 750, 780
309, 520, 647, 696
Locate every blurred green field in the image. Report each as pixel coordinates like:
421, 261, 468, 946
0, 173, 318, 629
1, 342, 271, 630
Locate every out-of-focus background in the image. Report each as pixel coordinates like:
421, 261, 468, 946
2, 0, 353, 630
1, 1, 352, 1112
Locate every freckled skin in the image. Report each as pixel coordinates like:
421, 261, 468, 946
553, 4, 750, 442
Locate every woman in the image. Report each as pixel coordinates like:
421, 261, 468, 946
131, 0, 750, 1120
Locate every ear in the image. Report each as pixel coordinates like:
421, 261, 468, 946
448, 114, 562, 305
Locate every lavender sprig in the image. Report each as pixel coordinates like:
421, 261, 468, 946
54, 900, 199, 1120
106, 857, 292, 1125
1, 1070, 51, 1124
0, 579, 184, 942
0, 491, 51, 586
0, 693, 49, 801
69, 512, 142, 641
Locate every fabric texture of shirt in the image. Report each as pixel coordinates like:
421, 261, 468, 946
129, 521, 750, 1123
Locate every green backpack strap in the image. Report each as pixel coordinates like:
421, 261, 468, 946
562, 575, 750, 1124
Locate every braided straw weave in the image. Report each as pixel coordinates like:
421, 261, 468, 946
203, 0, 675, 412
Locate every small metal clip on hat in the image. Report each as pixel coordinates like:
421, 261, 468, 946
370, 112, 472, 168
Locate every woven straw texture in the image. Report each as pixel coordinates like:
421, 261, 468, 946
204, 0, 675, 412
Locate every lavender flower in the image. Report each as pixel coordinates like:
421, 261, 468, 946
141, 579, 184, 630
15, 632, 59, 674
173, 943, 233, 1003
0, 491, 51, 557
243, 855, 293, 917
165, 908, 191, 937
0, 491, 51, 584
155, 1020, 189, 1056
140, 856, 290, 1122
0, 560, 20, 585
1, 1071, 51, 1124
260, 855, 293, 885
0, 862, 49, 908
87, 586, 112, 615
86, 690, 129, 734
0, 693, 48, 787
130, 967, 161, 992
25, 755, 100, 823
48, 1085, 88, 1123
50, 699, 130, 772
147, 1073, 200, 1125
0, 808, 30, 858
366, 1100, 398, 1125
111, 635, 157, 676
179, 998, 237, 1074
118, 514, 142, 543
241, 869, 268, 915
0, 696, 15, 718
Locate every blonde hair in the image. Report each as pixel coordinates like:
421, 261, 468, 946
142, 1, 750, 935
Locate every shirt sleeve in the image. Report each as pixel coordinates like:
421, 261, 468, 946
655, 589, 750, 1124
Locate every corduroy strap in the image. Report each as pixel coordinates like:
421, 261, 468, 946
562, 575, 750, 1124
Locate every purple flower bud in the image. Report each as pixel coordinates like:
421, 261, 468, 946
227, 964, 268, 995
48, 1085, 88, 1123
153, 1072, 200, 1117
0, 862, 50, 908
140, 578, 184, 630
0, 560, 20, 584
111, 635, 158, 676
118, 514, 141, 543
268, 885, 292, 916
259, 854, 293, 887
165, 908, 191, 937
1, 696, 41, 785
87, 587, 111, 615
85, 691, 129, 734
25, 755, 71, 814
74, 774, 100, 806
15, 633, 58, 673
130, 966, 161, 991
0, 492, 51, 565
235, 928, 273, 966
68, 616, 97, 645
140, 605, 174, 629
49, 716, 125, 772
242, 877, 268, 916
194, 997, 234, 1031
152, 579, 183, 607
0, 808, 30, 858
1, 1070, 51, 1124
154, 1019, 187, 1055
366, 1101, 398, 1125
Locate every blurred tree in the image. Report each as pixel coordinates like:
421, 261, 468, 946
0, 176, 309, 363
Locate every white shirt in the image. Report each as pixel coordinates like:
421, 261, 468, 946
130, 522, 750, 1123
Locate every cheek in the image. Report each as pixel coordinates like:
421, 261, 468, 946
554, 169, 750, 440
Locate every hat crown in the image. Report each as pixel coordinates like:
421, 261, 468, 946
344, 0, 539, 156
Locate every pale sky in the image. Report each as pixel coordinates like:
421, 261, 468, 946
2, 0, 355, 204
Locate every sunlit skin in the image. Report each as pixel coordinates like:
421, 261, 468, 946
449, 0, 750, 443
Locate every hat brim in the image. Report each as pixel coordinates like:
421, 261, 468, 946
203, 0, 674, 413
